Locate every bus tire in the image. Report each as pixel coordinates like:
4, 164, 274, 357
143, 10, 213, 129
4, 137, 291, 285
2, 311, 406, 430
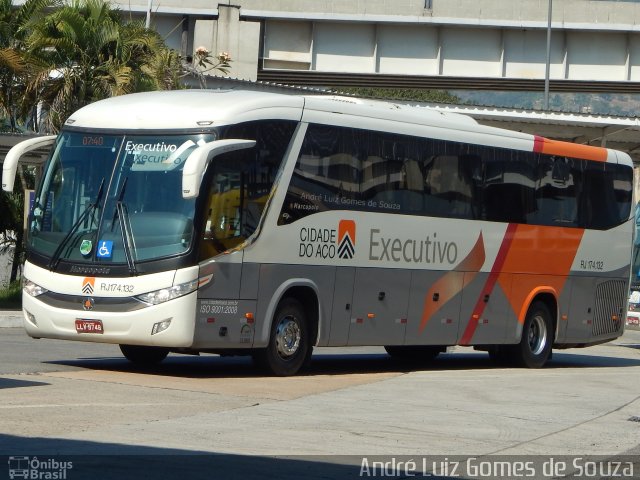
253, 298, 311, 376
119, 344, 169, 366
510, 301, 553, 368
384, 345, 441, 362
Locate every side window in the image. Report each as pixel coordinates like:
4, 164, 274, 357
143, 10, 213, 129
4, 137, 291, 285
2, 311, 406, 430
530, 155, 579, 227
483, 148, 536, 224
423, 142, 479, 220
279, 125, 633, 230
280, 125, 363, 225
361, 133, 424, 213
578, 161, 632, 229
280, 125, 483, 224
612, 164, 633, 224
200, 120, 296, 258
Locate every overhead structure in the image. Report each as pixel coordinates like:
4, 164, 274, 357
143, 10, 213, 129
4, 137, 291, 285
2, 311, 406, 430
108, 0, 640, 92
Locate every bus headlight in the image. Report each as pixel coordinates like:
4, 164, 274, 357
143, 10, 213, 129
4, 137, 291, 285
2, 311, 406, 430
23, 279, 48, 297
135, 279, 198, 305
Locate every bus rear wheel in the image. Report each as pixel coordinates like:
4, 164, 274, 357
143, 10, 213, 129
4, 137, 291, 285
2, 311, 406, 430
253, 298, 312, 376
509, 301, 553, 368
119, 344, 169, 366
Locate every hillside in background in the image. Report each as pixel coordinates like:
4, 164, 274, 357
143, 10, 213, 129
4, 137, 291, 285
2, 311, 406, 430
331, 88, 640, 117
452, 91, 640, 116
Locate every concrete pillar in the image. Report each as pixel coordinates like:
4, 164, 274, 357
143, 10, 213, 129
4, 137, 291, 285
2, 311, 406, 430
193, 4, 261, 82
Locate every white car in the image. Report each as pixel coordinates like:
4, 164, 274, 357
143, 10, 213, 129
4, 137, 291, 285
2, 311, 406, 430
627, 290, 640, 328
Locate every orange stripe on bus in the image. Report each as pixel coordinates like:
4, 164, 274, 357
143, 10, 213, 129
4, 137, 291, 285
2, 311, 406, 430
497, 225, 584, 324
460, 224, 517, 345
533, 135, 607, 162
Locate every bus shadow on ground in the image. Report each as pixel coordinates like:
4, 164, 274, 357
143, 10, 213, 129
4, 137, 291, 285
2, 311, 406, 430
0, 434, 365, 480
0, 377, 49, 390
42, 346, 640, 379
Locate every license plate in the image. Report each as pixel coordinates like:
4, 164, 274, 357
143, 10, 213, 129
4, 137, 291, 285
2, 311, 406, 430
75, 319, 104, 334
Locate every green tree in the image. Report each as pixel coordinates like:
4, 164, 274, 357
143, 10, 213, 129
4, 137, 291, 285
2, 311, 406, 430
140, 45, 184, 91
27, 0, 168, 132
0, 0, 54, 283
332, 87, 460, 104
0, 0, 57, 132
0, 164, 35, 283
0, 190, 25, 282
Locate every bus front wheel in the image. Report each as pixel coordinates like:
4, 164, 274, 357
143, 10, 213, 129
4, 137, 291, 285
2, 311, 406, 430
253, 298, 312, 376
510, 301, 553, 368
120, 344, 169, 366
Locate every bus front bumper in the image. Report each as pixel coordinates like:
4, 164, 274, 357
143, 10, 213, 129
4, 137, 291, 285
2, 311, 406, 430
21, 291, 197, 347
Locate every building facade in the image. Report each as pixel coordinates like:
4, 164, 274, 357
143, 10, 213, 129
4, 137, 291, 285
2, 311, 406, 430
113, 0, 640, 90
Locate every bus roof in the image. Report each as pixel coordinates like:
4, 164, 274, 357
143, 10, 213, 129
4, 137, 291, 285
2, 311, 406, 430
65, 90, 305, 131
65, 89, 480, 132
64, 89, 629, 166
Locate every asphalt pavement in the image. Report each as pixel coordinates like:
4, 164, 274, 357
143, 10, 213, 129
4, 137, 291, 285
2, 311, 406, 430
2, 308, 639, 480
0, 309, 22, 328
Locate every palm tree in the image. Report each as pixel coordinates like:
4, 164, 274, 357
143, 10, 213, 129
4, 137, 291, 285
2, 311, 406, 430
0, 0, 56, 132
0, 0, 55, 284
27, 0, 169, 132
140, 45, 183, 91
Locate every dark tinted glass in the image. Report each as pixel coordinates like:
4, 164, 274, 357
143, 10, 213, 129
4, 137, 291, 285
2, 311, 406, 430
200, 120, 296, 258
280, 124, 632, 230
479, 147, 536, 223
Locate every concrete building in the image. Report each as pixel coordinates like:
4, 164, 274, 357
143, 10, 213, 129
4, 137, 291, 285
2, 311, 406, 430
113, 0, 640, 91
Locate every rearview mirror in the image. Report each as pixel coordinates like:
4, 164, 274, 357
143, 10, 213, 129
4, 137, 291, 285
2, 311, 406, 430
2, 135, 57, 192
181, 139, 256, 199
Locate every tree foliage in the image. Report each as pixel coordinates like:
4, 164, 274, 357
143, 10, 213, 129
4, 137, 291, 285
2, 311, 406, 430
0, 0, 58, 132
0, 168, 34, 282
27, 0, 173, 131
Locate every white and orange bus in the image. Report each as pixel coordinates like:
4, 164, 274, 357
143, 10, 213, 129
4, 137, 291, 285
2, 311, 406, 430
2, 90, 634, 375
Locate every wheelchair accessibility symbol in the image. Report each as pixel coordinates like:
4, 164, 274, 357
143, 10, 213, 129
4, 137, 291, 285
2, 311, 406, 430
96, 240, 113, 258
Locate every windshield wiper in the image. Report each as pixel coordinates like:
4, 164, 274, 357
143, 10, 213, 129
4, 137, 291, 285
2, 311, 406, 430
49, 178, 105, 270
110, 177, 137, 275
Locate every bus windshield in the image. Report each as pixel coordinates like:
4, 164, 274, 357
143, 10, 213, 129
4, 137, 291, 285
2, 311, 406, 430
29, 131, 216, 266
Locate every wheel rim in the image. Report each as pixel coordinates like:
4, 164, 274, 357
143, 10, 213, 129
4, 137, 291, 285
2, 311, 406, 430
275, 315, 301, 360
528, 313, 548, 355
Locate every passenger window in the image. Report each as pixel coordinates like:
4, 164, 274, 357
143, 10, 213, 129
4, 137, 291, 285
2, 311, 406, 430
424, 154, 477, 219
531, 156, 579, 226
280, 125, 364, 224
578, 161, 631, 230
279, 124, 632, 230
483, 148, 536, 224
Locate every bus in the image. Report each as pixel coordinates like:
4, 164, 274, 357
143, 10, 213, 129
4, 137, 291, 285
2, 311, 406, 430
2, 90, 634, 376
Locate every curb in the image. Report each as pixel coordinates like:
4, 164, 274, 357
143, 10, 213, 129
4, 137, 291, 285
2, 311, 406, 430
0, 311, 22, 328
